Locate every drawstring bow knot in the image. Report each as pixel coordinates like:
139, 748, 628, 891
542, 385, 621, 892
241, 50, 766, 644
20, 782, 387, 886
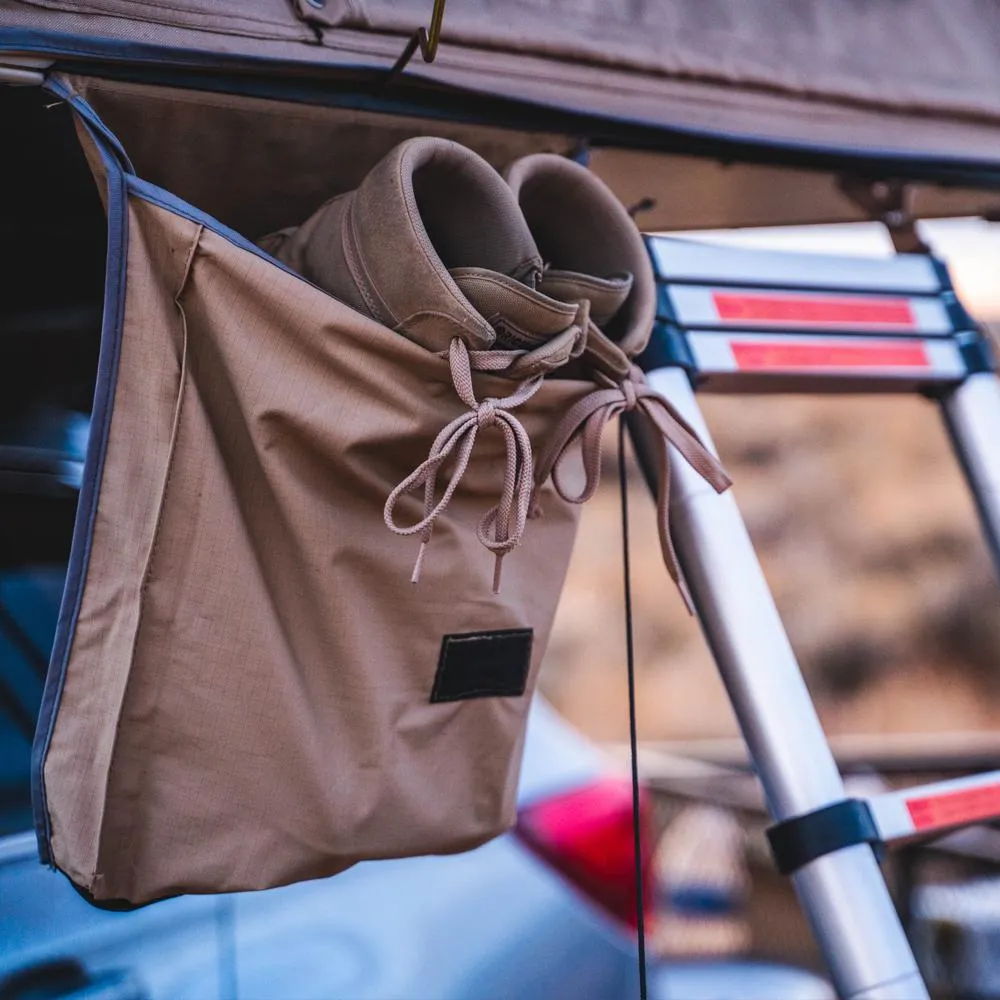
384, 337, 541, 592
533, 364, 731, 611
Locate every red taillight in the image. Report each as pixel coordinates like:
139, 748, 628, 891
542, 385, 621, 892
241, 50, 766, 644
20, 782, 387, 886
515, 776, 654, 929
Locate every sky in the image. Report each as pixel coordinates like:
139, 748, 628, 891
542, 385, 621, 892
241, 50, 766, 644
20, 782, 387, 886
681, 219, 1000, 320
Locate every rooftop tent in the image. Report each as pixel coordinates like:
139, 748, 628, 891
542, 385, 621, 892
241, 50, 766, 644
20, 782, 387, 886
2, 0, 1000, 229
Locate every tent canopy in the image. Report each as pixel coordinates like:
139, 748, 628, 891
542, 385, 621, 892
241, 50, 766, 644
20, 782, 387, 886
4, 0, 1000, 229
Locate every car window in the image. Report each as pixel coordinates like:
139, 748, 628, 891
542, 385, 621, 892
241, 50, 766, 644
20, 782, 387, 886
0, 565, 65, 837
0, 403, 89, 837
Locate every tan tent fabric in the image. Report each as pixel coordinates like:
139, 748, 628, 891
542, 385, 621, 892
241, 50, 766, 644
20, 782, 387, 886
46, 75, 1000, 236
61, 75, 579, 244
39, 119, 594, 905
5, 0, 1000, 172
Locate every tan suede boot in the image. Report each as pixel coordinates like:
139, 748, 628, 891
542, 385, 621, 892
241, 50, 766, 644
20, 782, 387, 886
506, 153, 731, 605
263, 137, 584, 378
506, 152, 657, 376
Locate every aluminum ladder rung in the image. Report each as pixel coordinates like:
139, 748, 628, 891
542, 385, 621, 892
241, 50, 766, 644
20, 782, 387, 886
868, 770, 1000, 845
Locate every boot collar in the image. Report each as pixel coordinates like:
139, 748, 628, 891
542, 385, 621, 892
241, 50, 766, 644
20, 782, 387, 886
346, 138, 544, 354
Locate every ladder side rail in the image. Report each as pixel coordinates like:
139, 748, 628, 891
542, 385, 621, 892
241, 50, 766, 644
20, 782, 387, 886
941, 371, 1000, 577
643, 366, 927, 1000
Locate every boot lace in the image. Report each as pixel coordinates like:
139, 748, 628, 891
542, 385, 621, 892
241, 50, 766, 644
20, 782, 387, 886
533, 365, 732, 610
384, 338, 542, 592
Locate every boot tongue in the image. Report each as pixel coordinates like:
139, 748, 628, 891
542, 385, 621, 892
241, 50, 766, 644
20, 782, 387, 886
535, 268, 636, 381
451, 267, 584, 376
537, 269, 633, 327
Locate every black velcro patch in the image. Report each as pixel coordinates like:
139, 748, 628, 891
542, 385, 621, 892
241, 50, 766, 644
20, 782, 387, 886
430, 628, 534, 703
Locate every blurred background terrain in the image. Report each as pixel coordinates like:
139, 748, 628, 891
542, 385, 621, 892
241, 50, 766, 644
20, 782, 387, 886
541, 219, 1000, 745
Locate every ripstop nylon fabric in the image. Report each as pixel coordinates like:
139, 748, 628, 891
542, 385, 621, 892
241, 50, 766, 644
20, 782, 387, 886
40, 185, 589, 905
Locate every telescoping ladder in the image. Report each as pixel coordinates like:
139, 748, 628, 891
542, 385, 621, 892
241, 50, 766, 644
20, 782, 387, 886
637, 235, 1000, 1000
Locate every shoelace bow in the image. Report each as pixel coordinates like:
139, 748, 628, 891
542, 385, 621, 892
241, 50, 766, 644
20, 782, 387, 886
384, 337, 542, 593
533, 366, 732, 611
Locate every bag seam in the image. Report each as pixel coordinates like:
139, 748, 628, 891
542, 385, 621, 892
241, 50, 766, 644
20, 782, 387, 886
93, 221, 202, 894
31, 107, 131, 871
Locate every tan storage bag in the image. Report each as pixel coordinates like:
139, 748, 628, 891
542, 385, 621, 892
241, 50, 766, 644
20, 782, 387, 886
32, 83, 591, 906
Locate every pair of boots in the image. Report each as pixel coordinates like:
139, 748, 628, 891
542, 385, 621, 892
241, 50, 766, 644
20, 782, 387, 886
261, 138, 729, 602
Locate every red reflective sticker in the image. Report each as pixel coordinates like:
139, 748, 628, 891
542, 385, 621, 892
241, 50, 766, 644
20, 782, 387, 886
713, 292, 916, 328
731, 340, 930, 371
907, 783, 1000, 832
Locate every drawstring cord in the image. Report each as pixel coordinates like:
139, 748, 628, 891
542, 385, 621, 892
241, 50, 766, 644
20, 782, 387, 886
533, 365, 731, 611
384, 315, 731, 601
618, 418, 648, 1000
384, 338, 542, 592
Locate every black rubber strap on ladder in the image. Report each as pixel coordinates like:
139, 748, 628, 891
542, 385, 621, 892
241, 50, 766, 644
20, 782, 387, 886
618, 418, 648, 1000
767, 798, 882, 876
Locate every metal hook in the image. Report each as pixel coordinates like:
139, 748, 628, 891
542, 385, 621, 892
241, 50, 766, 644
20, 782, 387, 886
385, 0, 448, 83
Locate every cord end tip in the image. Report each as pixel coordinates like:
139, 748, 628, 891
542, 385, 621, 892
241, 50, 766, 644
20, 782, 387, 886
411, 541, 428, 585
492, 555, 504, 594
678, 578, 696, 616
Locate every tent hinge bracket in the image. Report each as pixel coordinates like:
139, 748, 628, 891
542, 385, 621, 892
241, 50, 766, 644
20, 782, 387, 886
0, 55, 52, 86
839, 176, 931, 255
